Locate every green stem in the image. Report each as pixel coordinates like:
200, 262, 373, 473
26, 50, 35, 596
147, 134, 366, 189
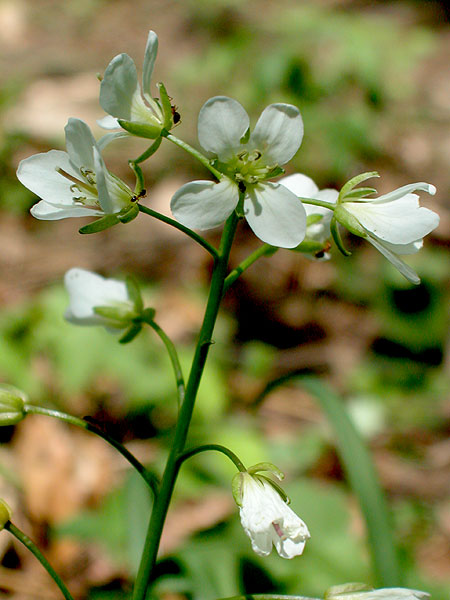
24, 405, 159, 496
299, 197, 336, 211
133, 211, 239, 600
133, 138, 163, 165
5, 521, 74, 600
178, 444, 247, 472
224, 244, 278, 291
162, 131, 223, 180
143, 318, 185, 406
138, 204, 219, 260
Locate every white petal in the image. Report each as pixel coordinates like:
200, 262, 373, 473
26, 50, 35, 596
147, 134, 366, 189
197, 96, 249, 161
97, 115, 121, 130
30, 200, 102, 220
374, 182, 436, 204
375, 237, 422, 256
279, 173, 319, 198
142, 30, 158, 97
315, 188, 339, 205
64, 268, 129, 324
244, 182, 306, 248
100, 53, 140, 120
92, 147, 113, 214
274, 535, 307, 559
97, 130, 130, 151
366, 235, 421, 285
250, 104, 303, 165
171, 179, 239, 230
344, 194, 439, 244
17, 150, 79, 204
64, 118, 96, 171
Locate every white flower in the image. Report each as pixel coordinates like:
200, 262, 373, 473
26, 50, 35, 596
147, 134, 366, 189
171, 96, 307, 248
335, 181, 439, 284
17, 119, 134, 220
64, 268, 138, 330
279, 173, 337, 259
236, 472, 310, 558
326, 584, 429, 600
99, 30, 167, 136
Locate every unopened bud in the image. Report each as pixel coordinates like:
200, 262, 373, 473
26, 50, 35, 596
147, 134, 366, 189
0, 499, 12, 529
0, 385, 27, 426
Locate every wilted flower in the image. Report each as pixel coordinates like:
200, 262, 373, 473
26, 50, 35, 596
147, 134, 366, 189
279, 173, 337, 259
17, 119, 135, 221
334, 179, 439, 284
64, 268, 141, 331
325, 583, 430, 600
171, 96, 306, 248
233, 468, 310, 558
99, 30, 173, 137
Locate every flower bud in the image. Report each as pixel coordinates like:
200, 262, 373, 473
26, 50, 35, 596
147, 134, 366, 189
0, 499, 12, 530
0, 385, 27, 426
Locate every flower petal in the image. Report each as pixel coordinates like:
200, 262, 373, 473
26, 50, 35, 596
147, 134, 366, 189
65, 118, 96, 171
100, 53, 140, 120
366, 235, 421, 285
17, 150, 79, 204
171, 179, 239, 230
345, 194, 439, 244
64, 268, 129, 324
250, 104, 303, 165
279, 173, 319, 198
142, 30, 158, 97
97, 130, 130, 150
244, 182, 306, 248
93, 146, 113, 214
373, 182, 436, 204
198, 96, 249, 161
30, 200, 102, 220
97, 115, 121, 130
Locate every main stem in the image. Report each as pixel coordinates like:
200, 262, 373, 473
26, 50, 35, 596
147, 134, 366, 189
133, 211, 239, 600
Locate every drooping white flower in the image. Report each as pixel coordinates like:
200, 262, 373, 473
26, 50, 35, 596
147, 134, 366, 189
234, 471, 310, 558
17, 118, 134, 220
171, 96, 307, 248
64, 268, 138, 330
99, 30, 171, 137
325, 583, 429, 600
334, 180, 439, 284
279, 173, 337, 259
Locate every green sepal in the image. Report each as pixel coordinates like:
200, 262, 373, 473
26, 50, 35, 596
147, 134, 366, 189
342, 187, 377, 200
325, 583, 373, 599
263, 166, 284, 180
93, 305, 136, 325
117, 119, 162, 139
330, 217, 352, 257
0, 499, 11, 530
247, 462, 284, 481
117, 203, 139, 224
119, 323, 143, 344
232, 472, 244, 507
126, 276, 144, 312
79, 213, 120, 234
306, 214, 323, 226
239, 127, 250, 145
291, 239, 326, 254
334, 206, 367, 238
339, 171, 379, 202
142, 307, 156, 323
157, 82, 174, 130
256, 474, 290, 504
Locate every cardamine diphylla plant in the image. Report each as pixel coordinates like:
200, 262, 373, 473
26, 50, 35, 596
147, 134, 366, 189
4, 29, 439, 600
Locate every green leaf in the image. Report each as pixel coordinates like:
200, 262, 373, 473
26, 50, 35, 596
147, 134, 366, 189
300, 378, 402, 587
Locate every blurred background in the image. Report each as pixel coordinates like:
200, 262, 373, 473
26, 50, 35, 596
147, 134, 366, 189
0, 0, 449, 598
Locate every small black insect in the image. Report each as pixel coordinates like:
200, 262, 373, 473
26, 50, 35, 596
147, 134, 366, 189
131, 189, 147, 202
171, 105, 181, 124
